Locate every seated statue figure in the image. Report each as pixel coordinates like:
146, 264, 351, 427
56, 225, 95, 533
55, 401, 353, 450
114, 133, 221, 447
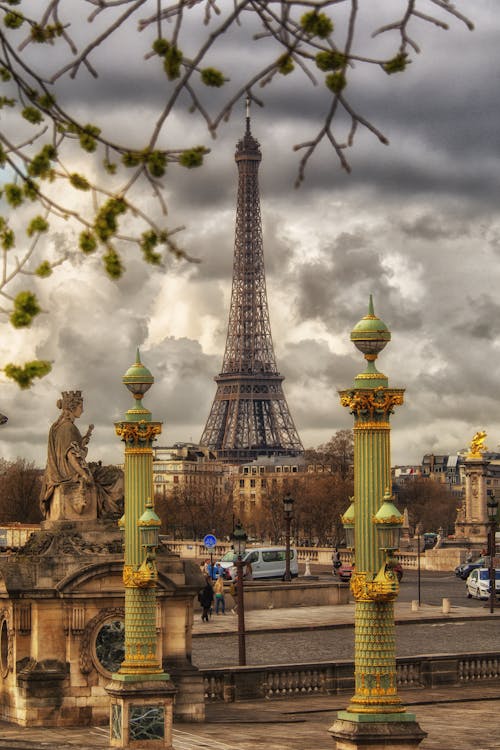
40, 390, 123, 522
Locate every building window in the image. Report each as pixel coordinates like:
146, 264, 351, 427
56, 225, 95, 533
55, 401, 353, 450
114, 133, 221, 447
173, 476, 179, 484
261, 479, 266, 488
250, 479, 256, 487
239, 479, 245, 488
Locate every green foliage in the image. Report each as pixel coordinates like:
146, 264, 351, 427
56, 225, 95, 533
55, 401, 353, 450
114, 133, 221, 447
27, 144, 57, 179
0, 67, 11, 82
1, 226, 14, 250
122, 151, 142, 167
9, 291, 41, 328
325, 72, 346, 94
315, 50, 346, 72
300, 11, 334, 39
3, 11, 24, 29
37, 93, 55, 109
35, 261, 52, 278
26, 216, 49, 237
23, 179, 39, 201
200, 67, 225, 87
79, 230, 97, 254
4, 183, 23, 207
152, 38, 170, 56
30, 22, 64, 43
140, 231, 162, 265
383, 53, 409, 74
104, 160, 117, 175
164, 45, 183, 80
69, 173, 90, 190
103, 246, 124, 279
22, 106, 43, 124
4, 360, 52, 389
277, 54, 294, 76
178, 147, 205, 168
0, 96, 15, 109
94, 198, 127, 242
78, 124, 101, 152
146, 151, 167, 178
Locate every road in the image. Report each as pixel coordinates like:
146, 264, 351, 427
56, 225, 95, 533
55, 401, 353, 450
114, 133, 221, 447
192, 569, 499, 668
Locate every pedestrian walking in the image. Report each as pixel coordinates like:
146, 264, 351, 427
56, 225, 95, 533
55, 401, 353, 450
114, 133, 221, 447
332, 548, 341, 575
214, 575, 226, 614
198, 579, 214, 622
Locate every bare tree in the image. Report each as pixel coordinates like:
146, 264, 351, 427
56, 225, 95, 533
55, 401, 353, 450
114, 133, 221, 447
0, 458, 43, 523
0, 2, 473, 386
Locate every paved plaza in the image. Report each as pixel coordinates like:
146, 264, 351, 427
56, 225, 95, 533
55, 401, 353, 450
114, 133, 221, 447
0, 602, 497, 749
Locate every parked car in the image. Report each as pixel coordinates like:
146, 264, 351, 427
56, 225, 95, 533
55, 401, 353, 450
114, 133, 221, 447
466, 568, 500, 600
336, 563, 353, 582
455, 558, 486, 580
220, 546, 299, 581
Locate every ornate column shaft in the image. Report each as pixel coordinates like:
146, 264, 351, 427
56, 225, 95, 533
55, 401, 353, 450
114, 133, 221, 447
330, 298, 426, 749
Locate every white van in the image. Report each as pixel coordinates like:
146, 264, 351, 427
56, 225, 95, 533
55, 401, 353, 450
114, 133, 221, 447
219, 546, 298, 581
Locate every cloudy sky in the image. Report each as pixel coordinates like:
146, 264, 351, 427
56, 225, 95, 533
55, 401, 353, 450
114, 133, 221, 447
0, 1, 499, 468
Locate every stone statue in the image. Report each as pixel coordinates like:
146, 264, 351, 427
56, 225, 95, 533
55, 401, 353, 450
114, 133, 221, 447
469, 430, 487, 457
40, 391, 123, 522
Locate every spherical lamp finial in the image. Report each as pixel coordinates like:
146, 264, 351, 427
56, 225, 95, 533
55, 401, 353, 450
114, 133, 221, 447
350, 296, 391, 387
122, 348, 154, 421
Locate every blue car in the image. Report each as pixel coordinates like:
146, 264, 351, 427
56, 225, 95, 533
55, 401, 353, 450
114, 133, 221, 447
455, 557, 486, 580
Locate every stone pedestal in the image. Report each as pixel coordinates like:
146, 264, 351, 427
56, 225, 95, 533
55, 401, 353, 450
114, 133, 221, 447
456, 458, 489, 544
47, 482, 97, 522
329, 716, 427, 750
106, 677, 176, 749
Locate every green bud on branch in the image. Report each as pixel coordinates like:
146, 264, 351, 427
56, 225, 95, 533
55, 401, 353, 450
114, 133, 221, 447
4, 360, 52, 389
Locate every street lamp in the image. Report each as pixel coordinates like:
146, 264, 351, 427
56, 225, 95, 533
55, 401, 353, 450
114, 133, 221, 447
415, 522, 423, 607
232, 521, 248, 666
486, 491, 498, 614
283, 493, 294, 582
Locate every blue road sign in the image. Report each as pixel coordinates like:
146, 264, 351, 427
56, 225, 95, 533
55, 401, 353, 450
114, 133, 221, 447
203, 534, 217, 549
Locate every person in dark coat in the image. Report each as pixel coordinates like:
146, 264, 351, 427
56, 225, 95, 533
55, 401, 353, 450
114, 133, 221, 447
198, 579, 214, 622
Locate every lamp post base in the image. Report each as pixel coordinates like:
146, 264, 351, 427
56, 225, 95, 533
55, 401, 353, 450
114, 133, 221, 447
329, 715, 427, 750
106, 677, 176, 749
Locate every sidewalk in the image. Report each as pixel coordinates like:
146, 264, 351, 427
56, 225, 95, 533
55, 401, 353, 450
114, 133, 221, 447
193, 599, 500, 637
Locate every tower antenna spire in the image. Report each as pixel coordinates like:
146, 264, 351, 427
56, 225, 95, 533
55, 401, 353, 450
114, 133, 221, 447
245, 94, 251, 134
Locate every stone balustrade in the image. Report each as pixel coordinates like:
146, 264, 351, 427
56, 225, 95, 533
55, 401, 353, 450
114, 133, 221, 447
201, 652, 500, 703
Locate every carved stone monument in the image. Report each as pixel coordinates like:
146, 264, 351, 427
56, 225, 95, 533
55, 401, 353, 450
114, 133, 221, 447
455, 431, 490, 544
40, 391, 123, 522
0, 390, 205, 728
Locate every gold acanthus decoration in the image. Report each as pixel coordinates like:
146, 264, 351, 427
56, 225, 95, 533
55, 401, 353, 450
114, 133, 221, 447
115, 421, 161, 446
340, 387, 404, 419
123, 560, 158, 588
350, 567, 399, 603
468, 430, 487, 458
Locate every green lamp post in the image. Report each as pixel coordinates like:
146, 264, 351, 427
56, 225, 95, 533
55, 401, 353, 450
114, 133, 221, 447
106, 350, 175, 749
330, 298, 426, 749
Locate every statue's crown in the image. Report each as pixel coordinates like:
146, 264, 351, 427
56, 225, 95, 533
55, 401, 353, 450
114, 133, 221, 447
59, 390, 83, 410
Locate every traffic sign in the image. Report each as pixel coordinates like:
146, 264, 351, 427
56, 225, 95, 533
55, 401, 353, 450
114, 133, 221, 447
203, 534, 217, 549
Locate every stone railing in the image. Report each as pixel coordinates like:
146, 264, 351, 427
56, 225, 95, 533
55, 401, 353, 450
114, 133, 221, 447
200, 652, 500, 702
165, 540, 467, 572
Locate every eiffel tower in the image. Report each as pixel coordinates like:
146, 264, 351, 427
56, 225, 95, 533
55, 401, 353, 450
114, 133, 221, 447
200, 101, 303, 464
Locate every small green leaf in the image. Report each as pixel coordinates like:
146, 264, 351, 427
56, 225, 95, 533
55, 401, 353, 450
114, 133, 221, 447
325, 72, 346, 94
178, 147, 206, 168
79, 230, 97, 254
140, 231, 162, 265
4, 184, 23, 207
4, 360, 52, 389
94, 198, 127, 242
122, 152, 142, 167
69, 173, 90, 190
164, 45, 183, 80
27, 144, 57, 178
10, 291, 41, 328
152, 38, 169, 56
26, 216, 49, 237
300, 11, 334, 38
4, 11, 24, 29
315, 51, 346, 72
35, 261, 52, 278
200, 67, 226, 87
103, 246, 124, 279
383, 53, 409, 74
1, 228, 14, 250
277, 54, 294, 76
146, 151, 167, 178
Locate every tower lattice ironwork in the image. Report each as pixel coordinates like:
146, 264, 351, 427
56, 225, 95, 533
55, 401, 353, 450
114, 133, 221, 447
200, 106, 303, 463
